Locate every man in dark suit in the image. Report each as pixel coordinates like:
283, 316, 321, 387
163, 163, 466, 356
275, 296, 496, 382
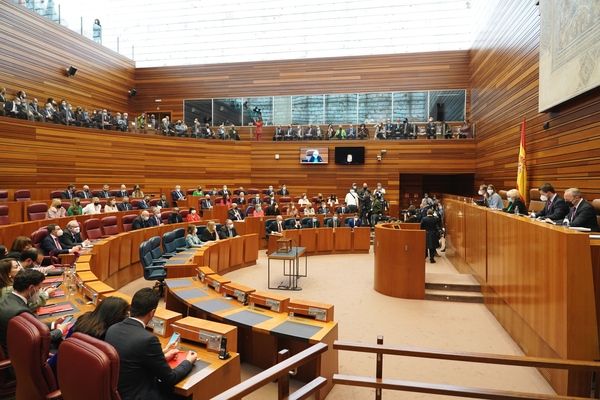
564, 188, 599, 231
0, 269, 66, 355
268, 215, 285, 235
132, 211, 151, 230
137, 195, 150, 210
317, 202, 329, 215
62, 184, 76, 200
118, 185, 129, 198
277, 184, 289, 196
219, 219, 238, 239
40, 224, 81, 256
347, 213, 362, 228
227, 203, 244, 221
532, 183, 569, 221
168, 208, 183, 224
200, 194, 213, 210
98, 184, 111, 199
420, 209, 441, 263
200, 221, 220, 242
78, 184, 93, 199
105, 288, 196, 400
171, 185, 185, 203
148, 208, 162, 227
118, 196, 133, 211
60, 220, 87, 249
326, 213, 342, 228
336, 202, 349, 215
156, 194, 170, 208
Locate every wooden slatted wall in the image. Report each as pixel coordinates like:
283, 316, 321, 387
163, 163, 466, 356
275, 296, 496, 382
133, 51, 471, 121
0, 1, 134, 114
471, 0, 600, 198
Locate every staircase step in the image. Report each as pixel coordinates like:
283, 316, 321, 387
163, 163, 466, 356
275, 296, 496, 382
425, 273, 481, 292
425, 289, 484, 304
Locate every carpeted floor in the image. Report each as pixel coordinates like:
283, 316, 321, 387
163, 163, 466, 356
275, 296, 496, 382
121, 248, 555, 399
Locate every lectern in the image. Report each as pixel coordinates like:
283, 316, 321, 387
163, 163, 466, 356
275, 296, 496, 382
374, 223, 425, 299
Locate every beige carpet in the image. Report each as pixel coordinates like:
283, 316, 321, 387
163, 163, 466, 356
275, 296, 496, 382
121, 248, 556, 399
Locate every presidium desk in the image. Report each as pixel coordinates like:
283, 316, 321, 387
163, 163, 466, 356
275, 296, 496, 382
443, 196, 600, 397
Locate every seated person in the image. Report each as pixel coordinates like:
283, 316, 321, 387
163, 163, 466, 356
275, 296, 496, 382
201, 194, 213, 210
0, 258, 53, 309
185, 225, 204, 248
78, 184, 93, 199
105, 288, 196, 400
274, 126, 284, 141
502, 189, 527, 215
200, 123, 213, 138
118, 196, 133, 211
284, 125, 295, 140
530, 183, 569, 221
148, 207, 162, 226
40, 224, 81, 256
486, 185, 504, 210
71, 296, 129, 339
317, 202, 329, 215
265, 203, 281, 216
104, 198, 119, 213
268, 215, 285, 235
186, 207, 201, 222
62, 184, 77, 200
192, 186, 204, 197
156, 194, 170, 209
326, 213, 342, 228
459, 119, 471, 139
304, 204, 316, 216
0, 269, 69, 355
347, 213, 362, 228
132, 211, 151, 230
82, 197, 102, 215
292, 217, 303, 229
137, 195, 151, 210
305, 149, 323, 163
298, 193, 310, 206
346, 125, 356, 139
287, 203, 299, 217
335, 125, 346, 140
357, 123, 369, 139
227, 203, 244, 221
200, 221, 220, 242
117, 184, 129, 198
168, 208, 184, 224
19, 248, 62, 276
426, 116, 437, 139
171, 185, 186, 203
229, 124, 240, 140
336, 202, 350, 215
219, 219, 238, 239
237, 192, 247, 206
174, 120, 188, 137
563, 188, 599, 231
253, 204, 265, 217
217, 124, 226, 139
132, 186, 145, 199
60, 220, 90, 249
47, 198, 66, 219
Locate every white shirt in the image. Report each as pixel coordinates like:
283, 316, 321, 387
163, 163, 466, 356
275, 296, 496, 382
82, 203, 102, 215
345, 191, 358, 206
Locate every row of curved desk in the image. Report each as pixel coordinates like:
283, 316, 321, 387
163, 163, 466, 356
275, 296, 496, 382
443, 197, 599, 397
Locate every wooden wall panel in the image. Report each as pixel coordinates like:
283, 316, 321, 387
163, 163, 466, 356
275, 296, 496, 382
0, 1, 134, 114
0, 118, 476, 206
133, 51, 471, 121
470, 0, 600, 198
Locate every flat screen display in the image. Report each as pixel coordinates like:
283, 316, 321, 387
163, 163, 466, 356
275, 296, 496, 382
299, 147, 328, 164
335, 147, 365, 165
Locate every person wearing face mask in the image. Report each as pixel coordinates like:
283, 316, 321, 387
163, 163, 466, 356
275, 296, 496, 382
347, 213, 362, 228
253, 203, 265, 217
46, 198, 66, 219
502, 189, 527, 215
228, 203, 244, 221
486, 185, 504, 210
345, 187, 359, 213
186, 207, 201, 222
78, 185, 93, 199
201, 194, 213, 211
148, 207, 162, 226
132, 211, 151, 230
530, 183, 569, 221
60, 220, 90, 249
298, 193, 310, 207
327, 213, 341, 228
168, 207, 184, 224
185, 225, 204, 248
82, 197, 102, 215
118, 196, 133, 211
67, 197, 83, 216
40, 224, 81, 256
19, 248, 62, 276
475, 184, 489, 206
219, 219, 238, 239
104, 197, 119, 213
265, 202, 281, 216
0, 258, 54, 310
156, 194, 170, 209
562, 188, 599, 231
277, 184, 289, 196
0, 269, 68, 355
201, 221, 220, 242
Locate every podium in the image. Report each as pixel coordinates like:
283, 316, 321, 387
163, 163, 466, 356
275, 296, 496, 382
374, 223, 425, 299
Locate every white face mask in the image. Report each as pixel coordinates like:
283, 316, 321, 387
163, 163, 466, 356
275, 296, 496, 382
478, 190, 484, 195
540, 194, 548, 202
56, 229, 64, 237
155, 213, 161, 219
227, 224, 234, 229
487, 189, 494, 195
191, 210, 197, 214
141, 216, 149, 221
72, 227, 80, 234
508, 198, 514, 203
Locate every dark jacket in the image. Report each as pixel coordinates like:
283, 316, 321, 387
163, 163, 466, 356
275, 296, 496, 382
219, 226, 238, 239
59, 231, 83, 250
420, 215, 441, 249
132, 217, 150, 231
503, 198, 527, 215
40, 234, 69, 256
568, 200, 599, 231
168, 213, 183, 224
105, 318, 193, 400
537, 195, 569, 220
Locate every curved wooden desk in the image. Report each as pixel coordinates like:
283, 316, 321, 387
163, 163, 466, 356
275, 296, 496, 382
444, 197, 600, 396
373, 223, 425, 299
266, 226, 371, 255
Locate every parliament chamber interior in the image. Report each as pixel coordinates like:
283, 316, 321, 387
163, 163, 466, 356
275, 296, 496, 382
1, 0, 600, 399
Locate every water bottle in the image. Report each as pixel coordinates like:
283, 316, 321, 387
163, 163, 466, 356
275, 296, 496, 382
515, 205, 520, 215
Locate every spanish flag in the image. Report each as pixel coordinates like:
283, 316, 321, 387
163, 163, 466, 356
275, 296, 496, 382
517, 118, 528, 203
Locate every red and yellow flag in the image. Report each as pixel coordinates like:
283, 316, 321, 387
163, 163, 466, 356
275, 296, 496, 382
517, 118, 528, 203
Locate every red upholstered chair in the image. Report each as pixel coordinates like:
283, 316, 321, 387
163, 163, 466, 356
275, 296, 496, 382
58, 333, 121, 400
279, 196, 292, 203
0, 346, 15, 397
161, 211, 172, 225
101, 216, 120, 236
0, 191, 8, 201
27, 203, 49, 221
186, 189, 195, 195
131, 199, 142, 209
14, 189, 31, 201
7, 313, 61, 400
84, 218, 104, 240
149, 199, 159, 207
122, 214, 137, 232
179, 210, 189, 220
50, 190, 63, 199
0, 205, 9, 225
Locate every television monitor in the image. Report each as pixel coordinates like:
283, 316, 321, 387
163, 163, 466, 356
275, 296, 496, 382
299, 147, 328, 164
335, 147, 365, 165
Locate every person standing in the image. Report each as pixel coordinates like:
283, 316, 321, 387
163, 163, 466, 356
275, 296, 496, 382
420, 209, 440, 263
